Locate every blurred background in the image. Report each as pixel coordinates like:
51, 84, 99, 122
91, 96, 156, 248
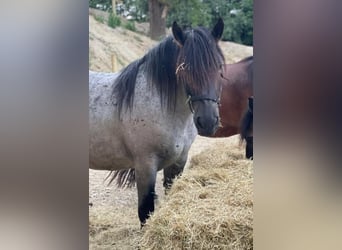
1, 1, 341, 249
89, 0, 253, 45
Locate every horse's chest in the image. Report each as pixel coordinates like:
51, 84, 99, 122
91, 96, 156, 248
155, 122, 196, 168
125, 121, 190, 167
155, 136, 187, 169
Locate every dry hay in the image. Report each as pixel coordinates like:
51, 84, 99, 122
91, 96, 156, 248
140, 140, 253, 250
89, 136, 252, 249
89, 207, 142, 250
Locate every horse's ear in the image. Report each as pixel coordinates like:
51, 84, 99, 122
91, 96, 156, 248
212, 18, 224, 41
172, 21, 185, 47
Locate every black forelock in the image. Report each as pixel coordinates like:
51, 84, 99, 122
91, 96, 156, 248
176, 27, 225, 96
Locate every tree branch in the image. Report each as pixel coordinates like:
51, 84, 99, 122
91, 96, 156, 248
161, 5, 168, 19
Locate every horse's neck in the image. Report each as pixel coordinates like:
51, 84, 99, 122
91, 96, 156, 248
223, 64, 253, 95
133, 67, 192, 122
142, 64, 191, 118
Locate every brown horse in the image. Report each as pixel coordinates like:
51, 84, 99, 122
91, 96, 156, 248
209, 56, 253, 157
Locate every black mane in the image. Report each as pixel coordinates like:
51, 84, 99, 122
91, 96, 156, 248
112, 26, 224, 116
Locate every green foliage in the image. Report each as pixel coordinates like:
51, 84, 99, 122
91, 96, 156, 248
223, 0, 253, 45
124, 21, 136, 31
166, 0, 212, 28
89, 0, 111, 10
123, 0, 148, 22
94, 15, 105, 24
89, 0, 253, 46
108, 13, 121, 28
168, 0, 253, 46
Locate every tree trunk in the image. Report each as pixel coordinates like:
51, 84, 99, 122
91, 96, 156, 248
112, 0, 116, 15
149, 0, 167, 40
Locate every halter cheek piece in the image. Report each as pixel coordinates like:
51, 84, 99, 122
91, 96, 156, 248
186, 95, 221, 113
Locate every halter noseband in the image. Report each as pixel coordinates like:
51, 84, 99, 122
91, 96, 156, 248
186, 95, 220, 113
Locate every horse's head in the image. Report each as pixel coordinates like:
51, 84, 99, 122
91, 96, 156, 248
172, 19, 225, 136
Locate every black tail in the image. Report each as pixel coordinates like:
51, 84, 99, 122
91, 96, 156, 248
106, 169, 136, 188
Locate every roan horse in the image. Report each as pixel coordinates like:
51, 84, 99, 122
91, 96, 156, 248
209, 56, 253, 158
240, 96, 253, 159
89, 19, 225, 226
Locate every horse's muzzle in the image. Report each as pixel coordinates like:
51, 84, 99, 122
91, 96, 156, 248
195, 115, 219, 136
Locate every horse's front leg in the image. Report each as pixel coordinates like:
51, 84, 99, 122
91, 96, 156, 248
246, 136, 253, 159
135, 157, 158, 227
163, 159, 187, 191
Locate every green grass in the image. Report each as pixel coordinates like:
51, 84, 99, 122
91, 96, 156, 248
108, 13, 121, 28
94, 15, 105, 24
123, 21, 136, 32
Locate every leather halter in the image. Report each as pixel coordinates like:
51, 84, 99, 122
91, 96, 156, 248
186, 95, 220, 113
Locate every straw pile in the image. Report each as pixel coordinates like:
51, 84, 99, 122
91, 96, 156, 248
140, 141, 253, 249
